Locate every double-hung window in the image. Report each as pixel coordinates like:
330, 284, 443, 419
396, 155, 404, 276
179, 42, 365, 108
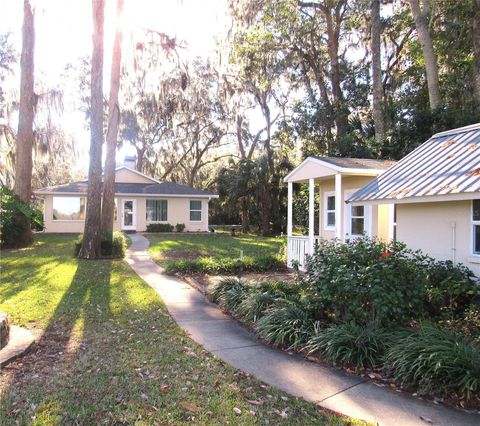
190, 200, 202, 221
146, 199, 167, 222
473, 200, 480, 255
324, 193, 335, 230
350, 205, 366, 236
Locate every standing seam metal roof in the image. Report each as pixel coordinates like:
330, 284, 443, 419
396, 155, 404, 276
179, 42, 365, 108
348, 123, 480, 203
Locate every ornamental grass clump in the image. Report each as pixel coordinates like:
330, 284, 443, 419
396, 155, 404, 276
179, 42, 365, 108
304, 321, 394, 370
256, 300, 314, 349
385, 323, 480, 400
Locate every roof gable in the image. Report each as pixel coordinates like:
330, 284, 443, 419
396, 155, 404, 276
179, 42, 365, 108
348, 123, 480, 204
114, 167, 159, 184
284, 156, 394, 183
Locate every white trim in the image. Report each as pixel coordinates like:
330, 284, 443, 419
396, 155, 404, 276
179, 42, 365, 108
335, 173, 343, 240
189, 199, 203, 222
284, 156, 388, 182
287, 181, 293, 236
121, 199, 137, 231
432, 122, 480, 138
114, 166, 160, 184
35, 191, 217, 199
349, 192, 480, 206
344, 189, 371, 238
308, 178, 315, 254
323, 191, 336, 231
472, 200, 480, 255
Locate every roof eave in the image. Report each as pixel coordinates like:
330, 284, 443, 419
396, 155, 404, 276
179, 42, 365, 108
33, 191, 218, 198
349, 191, 480, 205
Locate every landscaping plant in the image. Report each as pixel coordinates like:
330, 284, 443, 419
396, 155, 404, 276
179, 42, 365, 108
0, 186, 43, 246
146, 223, 174, 232
304, 321, 394, 370
385, 323, 480, 400
175, 223, 186, 232
256, 300, 314, 349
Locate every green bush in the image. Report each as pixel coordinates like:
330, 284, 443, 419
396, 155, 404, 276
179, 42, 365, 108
164, 254, 286, 275
74, 231, 127, 258
385, 323, 480, 400
175, 223, 186, 232
217, 280, 249, 312
423, 259, 479, 319
304, 322, 394, 370
0, 186, 43, 246
146, 223, 174, 232
304, 238, 429, 326
256, 300, 314, 349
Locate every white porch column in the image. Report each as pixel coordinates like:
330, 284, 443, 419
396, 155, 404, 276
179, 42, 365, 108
308, 178, 315, 254
335, 173, 342, 240
318, 185, 322, 238
287, 181, 293, 237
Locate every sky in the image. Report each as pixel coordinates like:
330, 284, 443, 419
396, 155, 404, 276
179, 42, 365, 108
1, 0, 230, 173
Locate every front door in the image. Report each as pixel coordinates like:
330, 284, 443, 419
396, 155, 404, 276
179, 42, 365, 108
122, 199, 136, 231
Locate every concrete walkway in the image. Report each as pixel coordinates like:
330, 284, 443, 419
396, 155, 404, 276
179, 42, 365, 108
125, 234, 480, 426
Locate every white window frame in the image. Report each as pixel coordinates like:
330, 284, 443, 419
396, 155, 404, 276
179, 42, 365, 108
472, 200, 480, 256
52, 196, 86, 222
323, 191, 336, 231
146, 199, 168, 222
189, 200, 202, 222
345, 190, 371, 238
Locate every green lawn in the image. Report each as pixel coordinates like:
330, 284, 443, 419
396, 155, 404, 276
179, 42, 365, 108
0, 234, 361, 425
147, 233, 285, 260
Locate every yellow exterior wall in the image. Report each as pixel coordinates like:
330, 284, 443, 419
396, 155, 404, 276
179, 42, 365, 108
317, 175, 389, 241
42, 195, 210, 233
396, 201, 480, 276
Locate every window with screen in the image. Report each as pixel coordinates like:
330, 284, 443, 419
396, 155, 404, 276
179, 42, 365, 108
190, 200, 202, 221
146, 199, 168, 222
473, 200, 480, 254
52, 197, 86, 220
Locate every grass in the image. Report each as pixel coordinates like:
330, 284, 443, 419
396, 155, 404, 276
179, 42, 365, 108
0, 234, 364, 425
147, 233, 285, 260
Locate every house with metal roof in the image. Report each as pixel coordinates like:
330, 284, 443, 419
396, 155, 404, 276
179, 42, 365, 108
348, 123, 480, 276
34, 159, 218, 234
283, 156, 396, 270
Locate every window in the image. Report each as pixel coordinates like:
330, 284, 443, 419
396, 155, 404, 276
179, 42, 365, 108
473, 200, 480, 255
52, 197, 86, 220
190, 200, 202, 221
324, 193, 335, 229
146, 199, 167, 222
350, 205, 365, 236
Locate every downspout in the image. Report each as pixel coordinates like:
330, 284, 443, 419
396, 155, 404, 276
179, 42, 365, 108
451, 221, 456, 263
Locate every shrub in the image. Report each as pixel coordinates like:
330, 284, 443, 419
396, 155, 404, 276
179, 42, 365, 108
423, 259, 479, 318
74, 231, 127, 258
175, 223, 186, 232
256, 300, 314, 349
235, 280, 297, 322
0, 186, 43, 246
303, 238, 428, 327
304, 322, 394, 369
146, 223, 174, 232
443, 306, 480, 345
164, 254, 286, 275
385, 323, 480, 400
217, 280, 249, 312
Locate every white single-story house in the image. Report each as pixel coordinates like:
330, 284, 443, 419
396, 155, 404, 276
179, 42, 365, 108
348, 122, 480, 277
284, 156, 396, 269
34, 159, 218, 233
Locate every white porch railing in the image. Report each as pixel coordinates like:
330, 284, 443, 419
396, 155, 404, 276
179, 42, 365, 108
287, 236, 322, 271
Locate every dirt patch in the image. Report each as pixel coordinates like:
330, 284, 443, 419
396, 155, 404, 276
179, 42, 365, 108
185, 272, 295, 292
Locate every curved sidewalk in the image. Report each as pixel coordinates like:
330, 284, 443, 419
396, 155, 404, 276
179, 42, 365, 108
125, 234, 479, 426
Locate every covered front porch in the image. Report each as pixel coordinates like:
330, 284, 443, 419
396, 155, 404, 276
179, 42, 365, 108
285, 157, 395, 270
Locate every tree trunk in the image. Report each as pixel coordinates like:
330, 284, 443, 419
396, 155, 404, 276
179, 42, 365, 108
323, 1, 348, 140
408, 0, 442, 110
13, 0, 35, 246
371, 0, 386, 144
101, 0, 124, 249
473, 0, 480, 102
136, 145, 145, 172
78, 0, 105, 259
